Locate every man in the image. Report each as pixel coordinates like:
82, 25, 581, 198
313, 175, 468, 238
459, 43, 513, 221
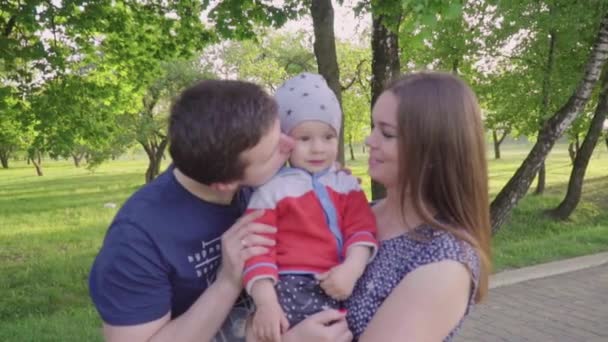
89, 79, 351, 342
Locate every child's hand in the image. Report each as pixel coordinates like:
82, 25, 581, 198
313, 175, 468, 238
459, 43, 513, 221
252, 302, 289, 342
316, 263, 360, 300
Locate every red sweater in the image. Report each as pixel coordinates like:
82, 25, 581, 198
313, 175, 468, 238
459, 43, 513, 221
243, 167, 378, 293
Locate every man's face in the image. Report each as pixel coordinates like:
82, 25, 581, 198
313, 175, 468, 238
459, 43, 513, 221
239, 118, 295, 187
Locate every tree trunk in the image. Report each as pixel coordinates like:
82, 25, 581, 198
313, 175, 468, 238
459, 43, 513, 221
72, 153, 84, 168
490, 13, 608, 234
605, 134, 608, 150
535, 162, 546, 195
370, 7, 401, 201
549, 71, 608, 220
141, 138, 169, 183
0, 148, 9, 168
310, 0, 344, 166
349, 138, 355, 161
568, 142, 577, 163
492, 129, 509, 160
493, 130, 501, 159
534, 30, 557, 196
29, 151, 43, 176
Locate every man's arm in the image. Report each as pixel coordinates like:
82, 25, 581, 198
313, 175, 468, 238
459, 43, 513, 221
99, 210, 275, 342
103, 276, 242, 342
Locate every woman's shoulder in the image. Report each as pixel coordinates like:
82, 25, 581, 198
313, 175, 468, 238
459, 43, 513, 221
395, 226, 480, 282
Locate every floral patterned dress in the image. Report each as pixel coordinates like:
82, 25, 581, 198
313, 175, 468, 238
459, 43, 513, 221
346, 226, 480, 341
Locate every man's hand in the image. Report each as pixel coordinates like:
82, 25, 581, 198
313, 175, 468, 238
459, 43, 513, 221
216, 210, 277, 290
252, 302, 289, 342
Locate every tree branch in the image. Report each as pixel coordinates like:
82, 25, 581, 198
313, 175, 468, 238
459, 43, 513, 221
498, 128, 511, 145
3, 15, 16, 37
341, 59, 367, 91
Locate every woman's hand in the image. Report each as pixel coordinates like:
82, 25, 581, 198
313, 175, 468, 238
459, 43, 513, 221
282, 310, 352, 342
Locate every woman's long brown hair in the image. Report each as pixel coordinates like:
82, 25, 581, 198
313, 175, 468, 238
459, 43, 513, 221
387, 72, 491, 302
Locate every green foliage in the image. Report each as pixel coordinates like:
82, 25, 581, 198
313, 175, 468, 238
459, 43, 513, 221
1, 145, 607, 341
479, 0, 606, 137
337, 41, 372, 148
208, 31, 316, 90
208, 0, 306, 40
1, 1, 215, 171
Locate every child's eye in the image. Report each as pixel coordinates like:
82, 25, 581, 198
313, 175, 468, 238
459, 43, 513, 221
325, 134, 336, 140
298, 136, 310, 142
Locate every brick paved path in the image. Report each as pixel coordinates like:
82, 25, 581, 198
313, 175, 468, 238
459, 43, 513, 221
455, 264, 608, 342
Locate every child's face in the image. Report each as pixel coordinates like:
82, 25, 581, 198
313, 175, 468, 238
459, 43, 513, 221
288, 121, 338, 173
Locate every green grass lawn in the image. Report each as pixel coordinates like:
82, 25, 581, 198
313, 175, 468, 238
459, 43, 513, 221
1, 144, 607, 340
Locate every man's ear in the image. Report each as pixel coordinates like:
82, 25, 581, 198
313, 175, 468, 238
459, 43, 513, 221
210, 181, 239, 192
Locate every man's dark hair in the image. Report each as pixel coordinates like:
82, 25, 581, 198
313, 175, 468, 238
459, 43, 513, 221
169, 79, 277, 185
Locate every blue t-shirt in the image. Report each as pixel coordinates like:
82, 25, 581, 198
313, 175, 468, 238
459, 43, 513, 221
89, 167, 252, 329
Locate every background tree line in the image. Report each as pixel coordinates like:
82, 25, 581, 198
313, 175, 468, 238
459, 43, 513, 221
2, 0, 608, 233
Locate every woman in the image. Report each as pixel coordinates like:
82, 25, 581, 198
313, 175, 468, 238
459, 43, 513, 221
345, 72, 492, 341
251, 71, 490, 342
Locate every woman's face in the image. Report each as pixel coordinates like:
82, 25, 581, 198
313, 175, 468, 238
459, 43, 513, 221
365, 91, 400, 187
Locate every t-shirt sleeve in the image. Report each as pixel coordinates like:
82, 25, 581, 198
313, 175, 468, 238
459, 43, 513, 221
89, 220, 172, 326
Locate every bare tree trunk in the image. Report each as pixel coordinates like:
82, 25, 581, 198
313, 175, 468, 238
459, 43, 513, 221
492, 129, 509, 159
72, 153, 84, 168
370, 7, 401, 201
29, 150, 43, 176
490, 13, 608, 234
349, 137, 355, 161
535, 161, 546, 195
549, 72, 608, 220
310, 0, 344, 166
141, 138, 169, 183
535, 30, 557, 196
0, 148, 10, 168
493, 130, 501, 160
568, 142, 577, 162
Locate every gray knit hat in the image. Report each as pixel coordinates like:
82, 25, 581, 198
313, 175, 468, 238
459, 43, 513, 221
275, 72, 342, 135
